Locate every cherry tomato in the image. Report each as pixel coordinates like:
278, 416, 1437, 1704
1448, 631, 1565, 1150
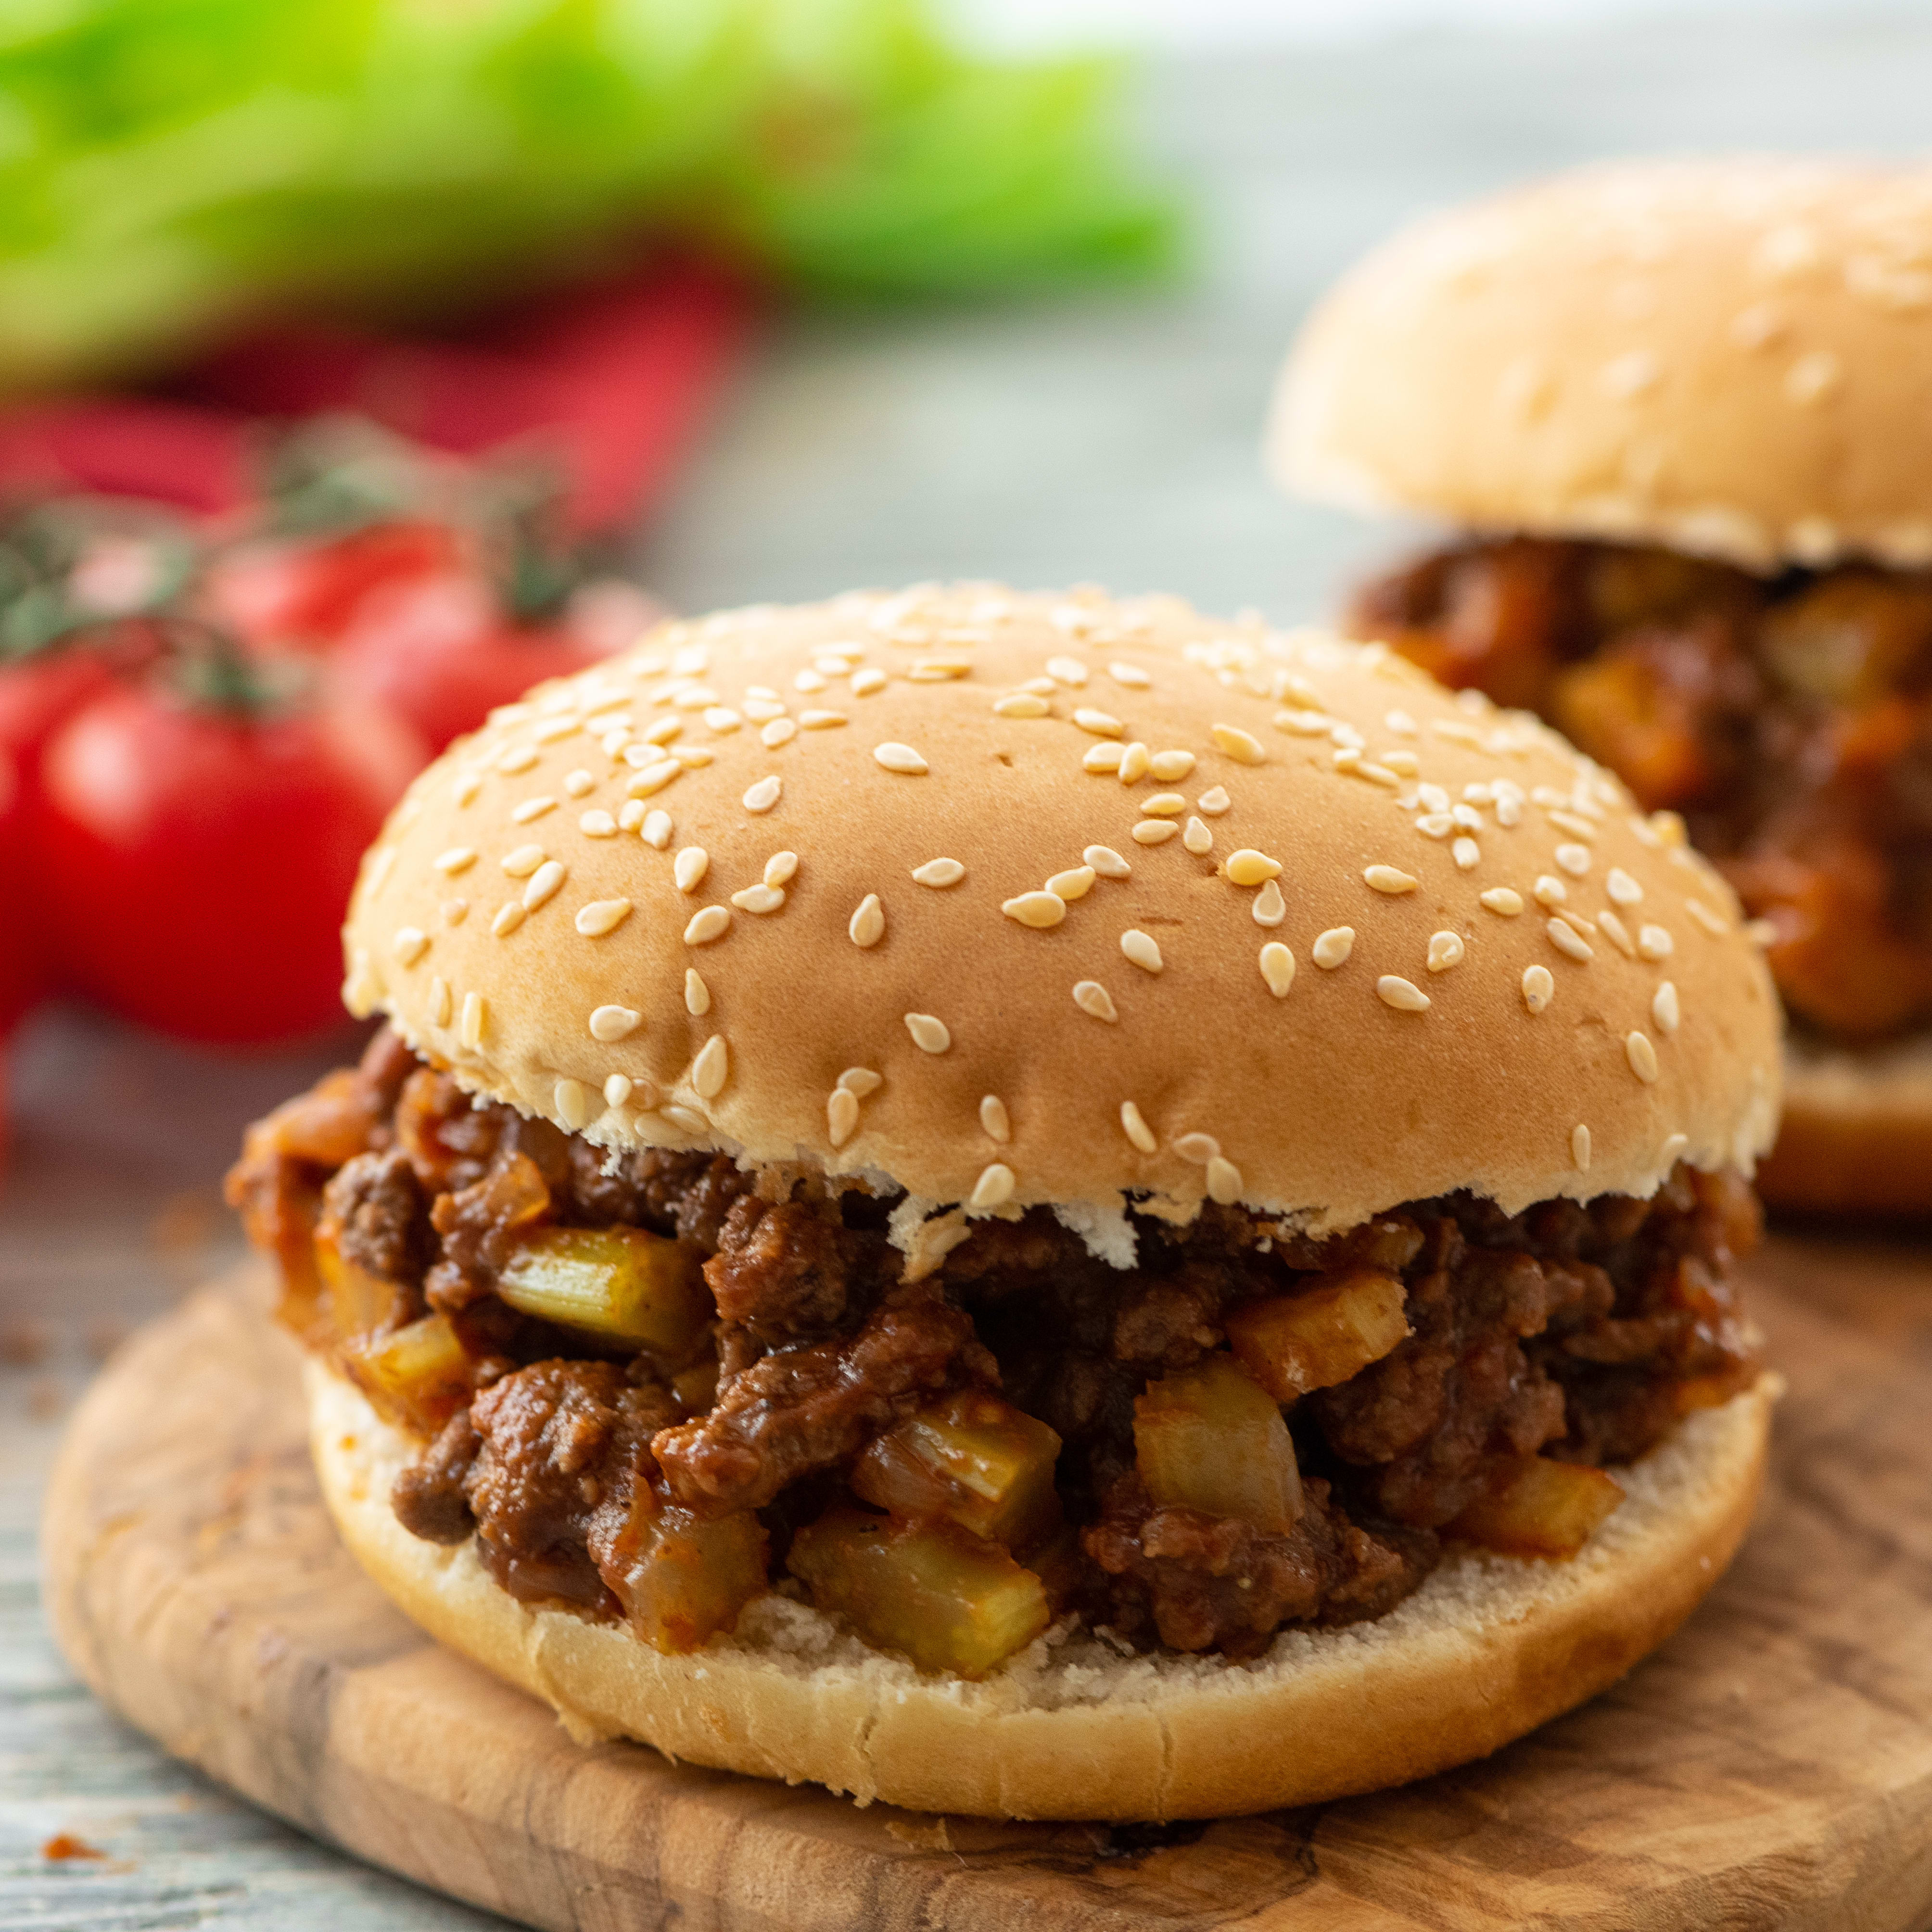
206, 519, 464, 650
0, 742, 45, 1169
38, 675, 424, 1043
0, 643, 127, 772
329, 572, 615, 753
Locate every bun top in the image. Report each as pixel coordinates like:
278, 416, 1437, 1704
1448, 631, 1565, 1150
343, 585, 1780, 1250
1271, 157, 1932, 572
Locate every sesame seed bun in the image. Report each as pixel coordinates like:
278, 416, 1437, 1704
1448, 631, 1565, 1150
340, 586, 1780, 1247
1757, 1034, 1932, 1217
1270, 157, 1932, 573
308, 1358, 1775, 1820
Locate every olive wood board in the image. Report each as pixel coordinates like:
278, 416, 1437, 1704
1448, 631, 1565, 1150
38, 1241, 1932, 1932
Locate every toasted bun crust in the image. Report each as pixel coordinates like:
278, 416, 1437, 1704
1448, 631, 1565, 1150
340, 587, 1779, 1240
1760, 1032, 1932, 1215
309, 1361, 1774, 1820
1271, 158, 1932, 572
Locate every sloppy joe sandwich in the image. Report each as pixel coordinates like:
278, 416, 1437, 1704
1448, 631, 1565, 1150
1271, 157, 1932, 1212
229, 585, 1780, 1820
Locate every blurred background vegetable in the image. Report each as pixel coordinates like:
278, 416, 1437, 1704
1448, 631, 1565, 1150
0, 0, 1175, 395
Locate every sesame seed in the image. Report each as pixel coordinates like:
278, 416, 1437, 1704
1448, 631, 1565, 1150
580, 810, 618, 838
1637, 924, 1674, 960
1381, 750, 1420, 777
1117, 742, 1151, 784
1048, 866, 1096, 901
907, 857, 966, 891
575, 899, 632, 937
980, 1095, 1011, 1143
1376, 975, 1430, 1013
685, 1035, 726, 1099
684, 969, 710, 1017
604, 1075, 633, 1109
1205, 1156, 1243, 1205
1572, 1124, 1591, 1171
995, 693, 1050, 718
1018, 677, 1056, 695
511, 796, 556, 825
905, 1013, 951, 1054
1480, 888, 1524, 916
589, 1002, 642, 1043
1312, 928, 1354, 969
1598, 910, 1636, 957
1685, 898, 1729, 936
731, 883, 786, 914
1546, 918, 1594, 963
1132, 820, 1179, 845
1110, 662, 1152, 688
663, 1104, 709, 1135
969, 1162, 1016, 1210
522, 861, 566, 912
801, 710, 848, 729
704, 707, 742, 734
1073, 980, 1118, 1022
673, 686, 717, 712
1085, 845, 1131, 879
850, 894, 885, 948
1364, 865, 1417, 895
744, 699, 786, 724
555, 1080, 589, 1131
1175, 1132, 1220, 1163
744, 775, 783, 813
1547, 811, 1597, 842
502, 844, 545, 878
1426, 931, 1464, 972
852, 669, 887, 696
1121, 929, 1164, 973
1227, 849, 1284, 886
1120, 1102, 1157, 1153
1149, 749, 1195, 781
754, 852, 795, 891
1258, 941, 1296, 996
625, 759, 682, 798
1084, 742, 1125, 775
685, 905, 731, 945
827, 1087, 860, 1148
794, 669, 826, 694
429, 977, 452, 1026
1452, 838, 1480, 871
366, 847, 397, 896
1626, 1031, 1659, 1082
872, 742, 929, 779
497, 747, 538, 775
1555, 843, 1592, 877
392, 927, 429, 966
1211, 723, 1265, 765
1554, 907, 1598, 940
442, 899, 467, 926
459, 992, 486, 1049
1004, 890, 1067, 929
1074, 708, 1123, 738
839, 1067, 883, 1097
491, 903, 526, 938
1144, 792, 1187, 816
453, 775, 482, 808
1182, 815, 1214, 857
761, 718, 799, 749
1534, 875, 1568, 907
1046, 655, 1089, 686
1276, 709, 1331, 736
1196, 786, 1231, 816
1432, 719, 1484, 747
641, 808, 671, 848
1653, 981, 1681, 1034
1451, 804, 1483, 832
1417, 814, 1453, 840
1522, 966, 1554, 1013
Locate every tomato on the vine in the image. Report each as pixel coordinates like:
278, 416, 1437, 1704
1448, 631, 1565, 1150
38, 662, 423, 1043
206, 519, 464, 650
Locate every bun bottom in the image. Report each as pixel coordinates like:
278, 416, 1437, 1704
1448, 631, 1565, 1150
1759, 1032, 1932, 1217
308, 1363, 1773, 1820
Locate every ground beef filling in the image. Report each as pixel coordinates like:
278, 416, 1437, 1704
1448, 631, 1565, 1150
1350, 535, 1932, 1040
229, 1030, 1763, 1665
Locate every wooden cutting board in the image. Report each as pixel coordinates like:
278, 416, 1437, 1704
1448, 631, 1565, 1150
39, 1239, 1932, 1932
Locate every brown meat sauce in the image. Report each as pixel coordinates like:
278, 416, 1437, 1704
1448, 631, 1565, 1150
1350, 536, 1932, 1040
230, 1030, 1762, 1663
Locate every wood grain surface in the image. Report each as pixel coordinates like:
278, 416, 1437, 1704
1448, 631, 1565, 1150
36, 1245, 1932, 1932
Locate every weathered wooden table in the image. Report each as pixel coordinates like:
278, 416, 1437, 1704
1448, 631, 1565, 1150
9, 16, 1932, 1927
